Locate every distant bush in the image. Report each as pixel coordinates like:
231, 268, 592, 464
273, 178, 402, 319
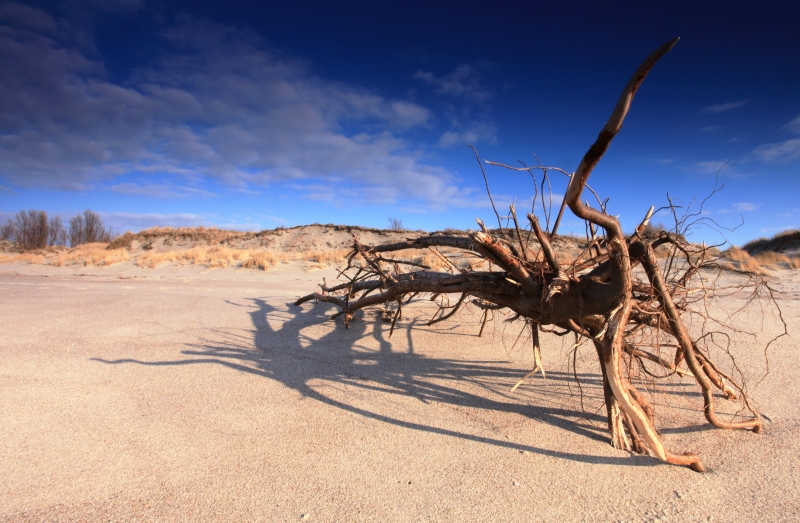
9, 210, 67, 249
5, 209, 107, 250
69, 209, 116, 247
14, 210, 49, 249
48, 216, 67, 246
1, 219, 14, 240
388, 217, 404, 231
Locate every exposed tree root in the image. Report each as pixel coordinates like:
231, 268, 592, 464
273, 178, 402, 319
295, 38, 785, 471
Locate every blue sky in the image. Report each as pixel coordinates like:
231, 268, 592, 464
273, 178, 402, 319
1, 1, 798, 245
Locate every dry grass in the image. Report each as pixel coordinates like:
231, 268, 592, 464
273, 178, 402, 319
107, 231, 135, 250
137, 245, 255, 268
136, 250, 182, 268
722, 246, 800, 272
0, 252, 46, 264
134, 246, 351, 270
241, 251, 287, 271
0, 243, 130, 266
188, 246, 253, 268
725, 247, 762, 272
136, 226, 248, 244
753, 250, 800, 269
52, 243, 130, 267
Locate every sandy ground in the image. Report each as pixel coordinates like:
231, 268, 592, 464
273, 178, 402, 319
1, 261, 799, 522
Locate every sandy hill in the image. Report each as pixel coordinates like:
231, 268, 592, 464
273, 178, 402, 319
2, 224, 798, 275
108, 224, 438, 254
743, 229, 800, 256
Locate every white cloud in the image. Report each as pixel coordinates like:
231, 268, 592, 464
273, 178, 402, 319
0, 14, 461, 209
699, 100, 748, 114
784, 115, 800, 134
751, 114, 800, 162
733, 202, 759, 212
414, 64, 490, 102
386, 101, 430, 128
289, 179, 488, 210
691, 160, 730, 174
683, 160, 754, 179
438, 122, 497, 148
700, 126, 723, 132
752, 138, 800, 162
108, 183, 217, 199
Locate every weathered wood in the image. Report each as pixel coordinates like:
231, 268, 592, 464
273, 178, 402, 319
295, 38, 780, 472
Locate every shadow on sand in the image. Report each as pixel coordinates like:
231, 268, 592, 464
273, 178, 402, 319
93, 296, 670, 468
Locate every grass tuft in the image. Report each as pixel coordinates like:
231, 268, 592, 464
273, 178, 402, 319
54, 243, 130, 266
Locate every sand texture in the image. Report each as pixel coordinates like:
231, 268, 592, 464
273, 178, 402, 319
1, 261, 799, 522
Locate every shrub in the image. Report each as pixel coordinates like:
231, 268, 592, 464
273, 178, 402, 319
48, 216, 67, 246
69, 210, 116, 246
242, 251, 282, 270
14, 210, 49, 249
53, 243, 130, 267
1, 219, 15, 240
388, 217, 404, 231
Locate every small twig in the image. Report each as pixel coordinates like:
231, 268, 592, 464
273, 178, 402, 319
469, 144, 504, 233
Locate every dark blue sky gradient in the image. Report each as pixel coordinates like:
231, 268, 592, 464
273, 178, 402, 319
1, 1, 798, 244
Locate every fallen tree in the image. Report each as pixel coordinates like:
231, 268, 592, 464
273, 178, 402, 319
295, 38, 785, 471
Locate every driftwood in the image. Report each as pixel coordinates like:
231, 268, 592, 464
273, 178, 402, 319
295, 38, 784, 471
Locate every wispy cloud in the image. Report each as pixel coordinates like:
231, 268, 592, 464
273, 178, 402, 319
690, 160, 730, 174
0, 13, 466, 210
413, 64, 491, 102
760, 225, 795, 234
438, 122, 497, 148
733, 202, 760, 212
699, 100, 748, 114
684, 160, 753, 179
752, 114, 800, 162
700, 125, 724, 132
289, 181, 488, 210
783, 115, 800, 134
753, 138, 800, 162
108, 183, 217, 199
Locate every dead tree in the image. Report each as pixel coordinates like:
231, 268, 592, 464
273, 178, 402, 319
295, 39, 784, 471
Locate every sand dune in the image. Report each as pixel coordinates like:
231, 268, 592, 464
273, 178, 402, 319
1, 232, 798, 521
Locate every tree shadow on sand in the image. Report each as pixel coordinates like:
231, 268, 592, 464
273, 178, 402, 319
93, 296, 671, 468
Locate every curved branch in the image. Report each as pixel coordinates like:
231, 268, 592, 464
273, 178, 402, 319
565, 37, 679, 234
633, 240, 762, 432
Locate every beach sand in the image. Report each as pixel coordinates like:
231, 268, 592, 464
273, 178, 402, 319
1, 261, 798, 522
